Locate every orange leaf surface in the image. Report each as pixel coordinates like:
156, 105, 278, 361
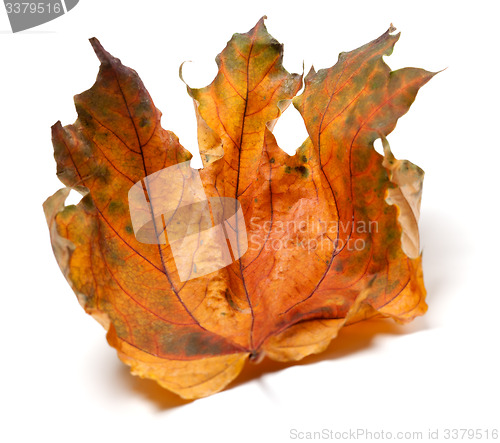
44, 18, 435, 399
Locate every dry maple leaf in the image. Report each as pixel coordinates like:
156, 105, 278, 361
44, 18, 435, 399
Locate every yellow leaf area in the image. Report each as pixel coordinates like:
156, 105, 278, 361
44, 18, 434, 399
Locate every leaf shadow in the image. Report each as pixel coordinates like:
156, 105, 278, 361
228, 315, 430, 391
113, 316, 428, 411
419, 209, 463, 312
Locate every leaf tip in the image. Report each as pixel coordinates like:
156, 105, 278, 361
51, 120, 64, 138
305, 65, 316, 81
51, 120, 62, 130
252, 15, 268, 33
433, 67, 448, 76
178, 60, 192, 87
89, 37, 112, 64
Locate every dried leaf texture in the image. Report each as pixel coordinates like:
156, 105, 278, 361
44, 18, 434, 399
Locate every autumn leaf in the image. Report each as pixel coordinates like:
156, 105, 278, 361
44, 18, 435, 399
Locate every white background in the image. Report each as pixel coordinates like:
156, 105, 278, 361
1, 1, 499, 442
